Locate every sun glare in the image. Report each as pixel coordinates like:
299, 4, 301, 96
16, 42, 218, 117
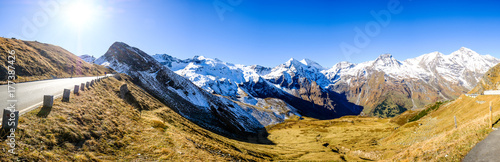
64, 1, 95, 28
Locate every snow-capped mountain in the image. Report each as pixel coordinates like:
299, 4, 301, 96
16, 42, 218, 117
95, 42, 267, 137
324, 47, 500, 117
95, 42, 305, 138
264, 58, 331, 89
152, 54, 362, 119
327, 47, 498, 88
79, 55, 96, 63
152, 47, 499, 118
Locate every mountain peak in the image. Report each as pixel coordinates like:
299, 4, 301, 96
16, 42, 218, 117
193, 55, 207, 60
459, 47, 472, 51
373, 53, 401, 68
285, 57, 302, 66
377, 53, 393, 59
287, 57, 299, 62
111, 41, 129, 48
452, 47, 479, 57
300, 58, 325, 70
79, 54, 96, 63
333, 61, 355, 69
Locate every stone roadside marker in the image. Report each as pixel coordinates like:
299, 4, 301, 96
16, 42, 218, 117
1, 109, 19, 130
62, 89, 71, 102
74, 85, 79, 94
43, 95, 54, 108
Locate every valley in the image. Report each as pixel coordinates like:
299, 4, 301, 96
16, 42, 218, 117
236, 93, 500, 161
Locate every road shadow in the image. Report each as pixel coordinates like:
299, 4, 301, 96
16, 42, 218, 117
37, 106, 53, 118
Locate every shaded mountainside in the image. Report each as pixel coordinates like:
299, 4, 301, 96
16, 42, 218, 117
263, 58, 362, 118
153, 54, 361, 120
152, 47, 497, 118
469, 62, 500, 94
329, 68, 468, 116
95, 42, 287, 138
0, 37, 112, 83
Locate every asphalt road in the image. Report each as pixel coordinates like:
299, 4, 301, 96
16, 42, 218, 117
0, 75, 111, 125
463, 128, 500, 162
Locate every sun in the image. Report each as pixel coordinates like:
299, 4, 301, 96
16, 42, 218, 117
64, 1, 96, 28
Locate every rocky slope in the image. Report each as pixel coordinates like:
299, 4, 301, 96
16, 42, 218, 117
327, 47, 499, 117
153, 54, 361, 119
469, 62, 500, 94
95, 42, 304, 137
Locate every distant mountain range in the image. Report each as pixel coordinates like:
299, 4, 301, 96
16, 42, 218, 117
151, 47, 499, 118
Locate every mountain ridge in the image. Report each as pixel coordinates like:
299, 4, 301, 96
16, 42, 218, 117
95, 42, 314, 139
150, 47, 499, 118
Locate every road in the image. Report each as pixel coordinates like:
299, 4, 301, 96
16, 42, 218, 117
463, 128, 500, 161
0, 75, 110, 125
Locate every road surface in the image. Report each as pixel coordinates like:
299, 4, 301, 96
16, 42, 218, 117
463, 128, 500, 162
0, 75, 111, 125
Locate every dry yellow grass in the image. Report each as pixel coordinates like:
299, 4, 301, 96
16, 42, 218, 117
0, 37, 113, 84
229, 94, 500, 161
0, 74, 265, 161
382, 95, 499, 161
1, 73, 497, 161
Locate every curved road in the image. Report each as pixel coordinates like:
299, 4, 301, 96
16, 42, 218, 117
463, 128, 500, 161
0, 75, 110, 125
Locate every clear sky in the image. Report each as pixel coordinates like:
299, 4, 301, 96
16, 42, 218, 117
2, 0, 500, 68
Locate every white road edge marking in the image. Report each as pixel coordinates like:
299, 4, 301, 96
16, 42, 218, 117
0, 75, 112, 126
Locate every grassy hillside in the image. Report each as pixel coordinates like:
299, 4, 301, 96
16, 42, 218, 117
0, 74, 267, 161
242, 94, 500, 161
0, 37, 113, 84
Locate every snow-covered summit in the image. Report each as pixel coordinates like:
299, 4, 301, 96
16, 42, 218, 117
328, 47, 500, 89
79, 54, 96, 63
372, 54, 402, 68
300, 58, 326, 70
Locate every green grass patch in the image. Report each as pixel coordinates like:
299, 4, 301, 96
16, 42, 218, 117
408, 101, 446, 122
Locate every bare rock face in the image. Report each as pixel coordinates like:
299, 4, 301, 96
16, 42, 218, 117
120, 84, 129, 99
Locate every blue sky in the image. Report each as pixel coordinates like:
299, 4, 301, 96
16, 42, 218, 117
2, 0, 500, 68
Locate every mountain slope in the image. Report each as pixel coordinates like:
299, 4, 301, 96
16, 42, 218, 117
79, 55, 96, 63
326, 48, 500, 116
152, 54, 361, 119
0, 74, 270, 161
0, 37, 112, 83
469, 62, 500, 94
153, 47, 497, 118
95, 42, 303, 138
